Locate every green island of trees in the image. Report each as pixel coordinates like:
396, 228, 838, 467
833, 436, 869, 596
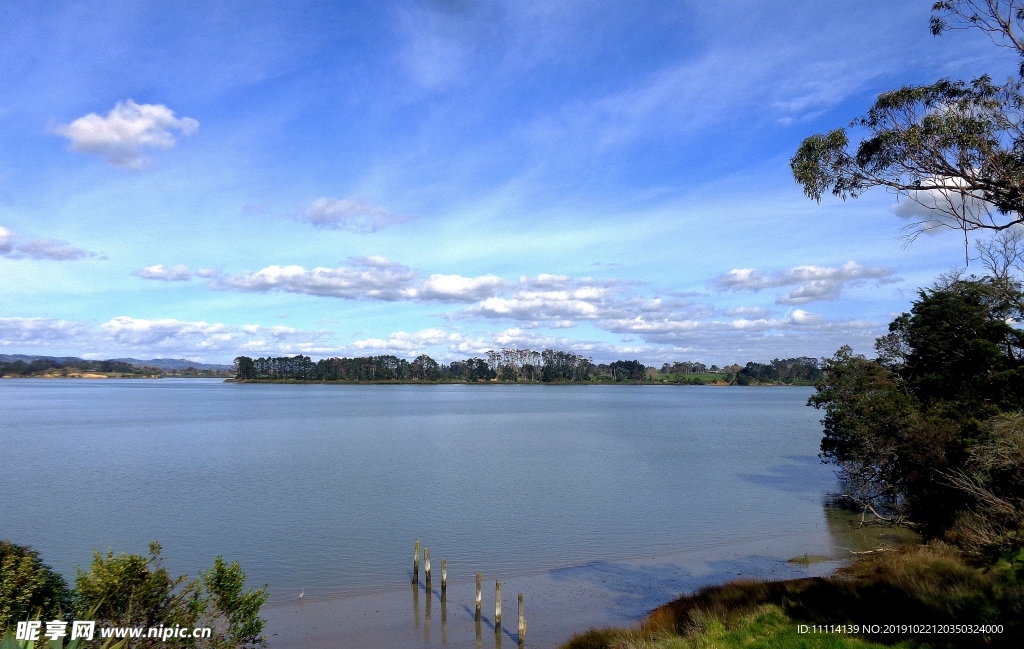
231, 350, 825, 385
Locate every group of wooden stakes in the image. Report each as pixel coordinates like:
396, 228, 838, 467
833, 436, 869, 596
413, 540, 526, 641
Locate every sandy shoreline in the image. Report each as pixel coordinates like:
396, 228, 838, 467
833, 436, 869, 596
261, 535, 849, 649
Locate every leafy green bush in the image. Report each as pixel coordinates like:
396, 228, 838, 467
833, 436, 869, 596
74, 542, 268, 648
0, 541, 72, 630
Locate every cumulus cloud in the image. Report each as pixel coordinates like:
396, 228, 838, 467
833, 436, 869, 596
0, 226, 95, 260
51, 100, 199, 169
212, 257, 419, 300
102, 316, 235, 349
0, 227, 13, 255
597, 307, 881, 360
891, 176, 998, 234
723, 306, 772, 318
709, 261, 898, 304
419, 274, 506, 302
302, 197, 412, 233
351, 328, 451, 354
0, 315, 342, 360
101, 313, 337, 354
122, 255, 894, 362
99, 316, 336, 356
0, 317, 85, 345
210, 257, 503, 303
134, 264, 193, 281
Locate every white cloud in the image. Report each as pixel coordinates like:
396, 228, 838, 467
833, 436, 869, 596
419, 273, 505, 302
302, 197, 412, 233
598, 308, 881, 361
723, 306, 772, 318
0, 315, 340, 360
99, 316, 337, 356
0, 226, 95, 260
212, 258, 419, 300
0, 317, 85, 345
134, 264, 193, 281
102, 316, 238, 349
0, 227, 12, 255
210, 257, 503, 303
710, 261, 899, 304
351, 328, 451, 354
51, 100, 199, 169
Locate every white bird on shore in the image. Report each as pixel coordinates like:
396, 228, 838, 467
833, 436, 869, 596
299, 588, 304, 601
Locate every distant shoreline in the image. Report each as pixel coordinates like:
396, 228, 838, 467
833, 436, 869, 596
226, 378, 815, 386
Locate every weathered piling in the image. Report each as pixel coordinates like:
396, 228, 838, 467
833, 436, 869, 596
518, 593, 526, 642
441, 559, 447, 595
425, 548, 431, 588
475, 573, 482, 619
413, 540, 420, 584
495, 581, 502, 631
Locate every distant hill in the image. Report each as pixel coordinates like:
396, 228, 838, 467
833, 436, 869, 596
0, 354, 232, 371
0, 354, 84, 365
112, 357, 233, 371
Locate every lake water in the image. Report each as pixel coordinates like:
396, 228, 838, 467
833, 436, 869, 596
1, 379, 850, 646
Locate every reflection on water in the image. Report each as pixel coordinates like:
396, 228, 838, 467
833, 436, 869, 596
823, 505, 922, 553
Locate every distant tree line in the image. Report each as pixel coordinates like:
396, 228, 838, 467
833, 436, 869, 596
234, 349, 604, 382
0, 358, 160, 377
735, 357, 823, 385
233, 350, 836, 384
0, 358, 233, 378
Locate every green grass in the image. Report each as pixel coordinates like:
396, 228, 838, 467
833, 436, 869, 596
562, 605, 927, 649
560, 543, 1022, 649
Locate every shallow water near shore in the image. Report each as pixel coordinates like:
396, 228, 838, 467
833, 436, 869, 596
2, 379, 854, 646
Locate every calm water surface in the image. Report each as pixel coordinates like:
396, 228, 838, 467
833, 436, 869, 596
0, 379, 835, 606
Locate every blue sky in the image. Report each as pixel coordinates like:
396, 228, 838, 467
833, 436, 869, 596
0, 0, 1014, 365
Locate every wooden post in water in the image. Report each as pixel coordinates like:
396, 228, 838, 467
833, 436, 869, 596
475, 573, 482, 619
425, 548, 431, 589
441, 559, 447, 595
495, 581, 502, 631
413, 540, 420, 584
518, 593, 526, 643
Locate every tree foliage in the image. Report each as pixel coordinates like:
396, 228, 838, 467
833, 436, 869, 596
75, 543, 202, 633
0, 541, 72, 630
233, 348, 596, 383
739, 357, 823, 384
811, 275, 1024, 540
0, 358, 162, 378
792, 1, 1024, 238
74, 542, 267, 648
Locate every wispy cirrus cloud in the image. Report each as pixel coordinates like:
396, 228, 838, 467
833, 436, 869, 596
709, 261, 899, 304
0, 226, 96, 261
51, 100, 199, 168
